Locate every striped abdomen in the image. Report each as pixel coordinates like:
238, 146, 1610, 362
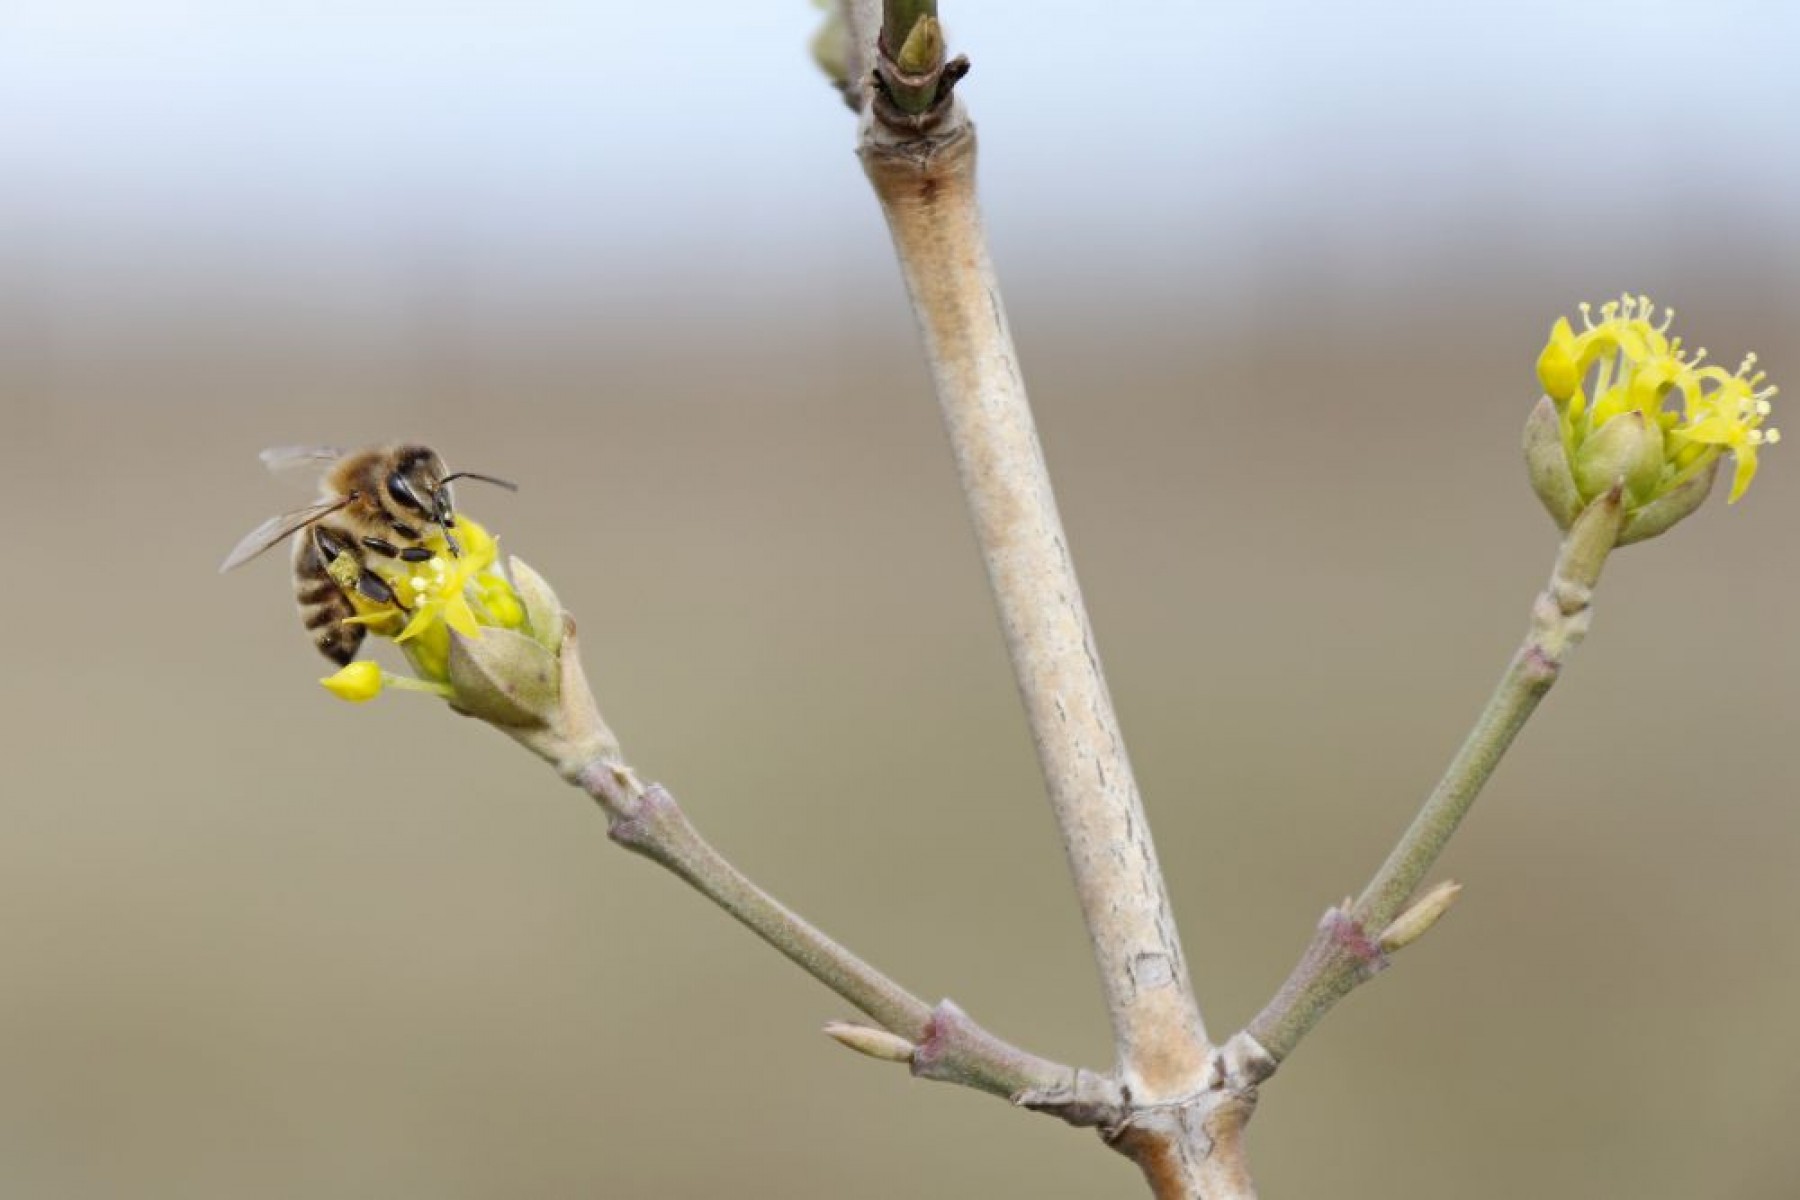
292, 525, 366, 665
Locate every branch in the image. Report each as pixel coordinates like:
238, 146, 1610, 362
849, 21, 1209, 1102
572, 756, 1115, 1117
1237, 488, 1626, 1069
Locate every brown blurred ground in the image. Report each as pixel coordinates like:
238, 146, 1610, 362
2, 264, 1797, 1198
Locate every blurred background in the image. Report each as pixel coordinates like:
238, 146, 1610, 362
2, 1, 1797, 1196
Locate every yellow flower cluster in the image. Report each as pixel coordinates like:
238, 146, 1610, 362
1537, 294, 1779, 505
320, 517, 528, 700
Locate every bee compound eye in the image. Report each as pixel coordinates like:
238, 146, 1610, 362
387, 470, 425, 513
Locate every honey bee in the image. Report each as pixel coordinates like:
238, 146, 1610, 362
220, 444, 516, 664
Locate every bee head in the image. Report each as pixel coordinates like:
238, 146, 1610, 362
380, 444, 518, 557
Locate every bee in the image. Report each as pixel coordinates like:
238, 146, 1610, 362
220, 444, 516, 664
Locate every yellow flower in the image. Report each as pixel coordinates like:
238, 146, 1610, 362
340, 517, 528, 682
320, 660, 383, 702
1531, 294, 1778, 516
300, 508, 616, 769
1673, 358, 1783, 502
1536, 316, 1582, 403
318, 660, 456, 704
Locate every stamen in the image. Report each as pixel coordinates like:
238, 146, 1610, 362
1659, 307, 1676, 334
1579, 301, 1594, 329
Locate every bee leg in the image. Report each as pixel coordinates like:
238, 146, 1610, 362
314, 526, 353, 562
355, 569, 399, 606
360, 536, 430, 565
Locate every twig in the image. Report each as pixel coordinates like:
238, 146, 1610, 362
1238, 488, 1626, 1068
572, 757, 1113, 1116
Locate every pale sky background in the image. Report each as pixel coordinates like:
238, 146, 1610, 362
2, 0, 1796, 367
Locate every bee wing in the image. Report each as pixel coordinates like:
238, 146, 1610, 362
218, 497, 352, 573
260, 444, 345, 473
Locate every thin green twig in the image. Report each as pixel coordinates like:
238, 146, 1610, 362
1241, 488, 1626, 1065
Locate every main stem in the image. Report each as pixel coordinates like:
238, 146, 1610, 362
860, 128, 1209, 1098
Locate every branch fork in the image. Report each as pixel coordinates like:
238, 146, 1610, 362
499, 9, 1663, 1198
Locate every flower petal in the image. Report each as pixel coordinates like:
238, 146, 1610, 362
320, 661, 383, 703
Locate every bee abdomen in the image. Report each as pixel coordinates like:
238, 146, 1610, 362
304, 593, 365, 665
294, 534, 365, 666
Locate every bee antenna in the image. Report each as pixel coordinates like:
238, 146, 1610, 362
437, 471, 518, 492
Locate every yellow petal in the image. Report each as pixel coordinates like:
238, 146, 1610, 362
460, 519, 497, 566
1537, 317, 1580, 401
443, 592, 482, 639
483, 587, 525, 629
1727, 442, 1758, 502
320, 661, 383, 703
395, 603, 438, 643
1677, 413, 1741, 447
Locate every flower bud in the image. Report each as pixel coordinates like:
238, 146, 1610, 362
448, 627, 561, 728
508, 556, 566, 658
1536, 316, 1581, 402
320, 660, 383, 703
1616, 457, 1718, 547
809, 0, 851, 88
824, 1022, 916, 1064
1523, 395, 1581, 531
1378, 880, 1462, 953
1572, 410, 1663, 506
